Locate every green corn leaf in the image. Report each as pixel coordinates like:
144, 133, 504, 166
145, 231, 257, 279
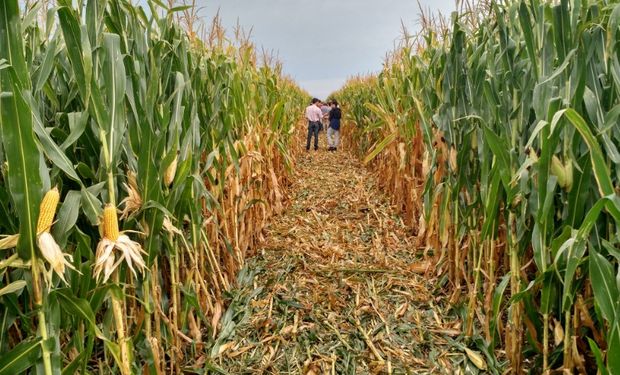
588, 338, 609, 375
23, 92, 81, 183
0, 1, 29, 88
58, 6, 89, 103
102, 32, 127, 165
490, 273, 511, 338
482, 126, 512, 191
607, 318, 620, 374
559, 236, 586, 311
589, 248, 619, 324
0, 0, 43, 260
559, 108, 614, 197
0, 338, 42, 375
481, 166, 502, 240
60, 111, 89, 151
540, 269, 555, 315
0, 87, 43, 260
52, 190, 81, 248
20, 3, 42, 33
0, 280, 26, 297
518, 4, 537, 74
577, 196, 620, 240
567, 153, 592, 227
61, 349, 88, 375
34, 37, 57, 94
103, 340, 123, 373
51, 289, 107, 341
363, 131, 397, 165
609, 318, 620, 374
81, 184, 104, 226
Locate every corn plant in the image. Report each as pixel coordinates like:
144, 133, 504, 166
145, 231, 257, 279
0, 0, 306, 373
334, 0, 620, 372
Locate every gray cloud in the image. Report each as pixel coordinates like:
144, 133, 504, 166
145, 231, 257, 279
195, 0, 456, 98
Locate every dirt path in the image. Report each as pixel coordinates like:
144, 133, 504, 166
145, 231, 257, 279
208, 139, 475, 374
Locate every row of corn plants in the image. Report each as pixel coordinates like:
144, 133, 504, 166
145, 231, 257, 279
333, 0, 620, 373
0, 0, 307, 373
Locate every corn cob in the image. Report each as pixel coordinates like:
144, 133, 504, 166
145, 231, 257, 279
103, 204, 120, 241
37, 187, 60, 234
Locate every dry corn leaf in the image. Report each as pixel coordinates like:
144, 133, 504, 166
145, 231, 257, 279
210, 145, 463, 373
0, 234, 19, 250
216, 341, 236, 357
394, 302, 408, 318
464, 348, 487, 371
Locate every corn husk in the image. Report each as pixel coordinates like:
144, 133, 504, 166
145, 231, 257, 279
164, 154, 178, 187
93, 234, 147, 283
120, 171, 142, 219
37, 232, 78, 284
550, 155, 567, 188
94, 204, 147, 283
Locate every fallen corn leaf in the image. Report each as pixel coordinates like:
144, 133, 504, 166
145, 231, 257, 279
464, 348, 487, 371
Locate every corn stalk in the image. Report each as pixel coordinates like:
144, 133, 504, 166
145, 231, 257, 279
0, 0, 307, 373
334, 0, 620, 372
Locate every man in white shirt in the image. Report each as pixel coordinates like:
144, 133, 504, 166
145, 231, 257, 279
304, 98, 323, 151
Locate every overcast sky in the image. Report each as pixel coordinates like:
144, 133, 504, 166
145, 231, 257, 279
194, 0, 456, 99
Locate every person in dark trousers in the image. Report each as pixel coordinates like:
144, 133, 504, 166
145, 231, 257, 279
305, 98, 323, 151
327, 100, 342, 151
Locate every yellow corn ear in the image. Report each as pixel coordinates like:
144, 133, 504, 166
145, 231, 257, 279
103, 204, 120, 241
37, 187, 60, 234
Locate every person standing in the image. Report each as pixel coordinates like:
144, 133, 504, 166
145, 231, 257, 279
305, 98, 323, 151
320, 101, 331, 133
327, 100, 342, 151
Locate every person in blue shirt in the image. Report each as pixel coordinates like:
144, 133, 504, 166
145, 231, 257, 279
327, 100, 342, 151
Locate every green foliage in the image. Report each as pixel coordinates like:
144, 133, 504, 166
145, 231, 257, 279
334, 0, 620, 372
0, 0, 306, 372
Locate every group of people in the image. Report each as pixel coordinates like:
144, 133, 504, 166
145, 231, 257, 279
304, 98, 342, 151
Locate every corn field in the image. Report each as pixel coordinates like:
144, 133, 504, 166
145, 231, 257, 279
0, 0, 306, 373
334, 0, 620, 373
